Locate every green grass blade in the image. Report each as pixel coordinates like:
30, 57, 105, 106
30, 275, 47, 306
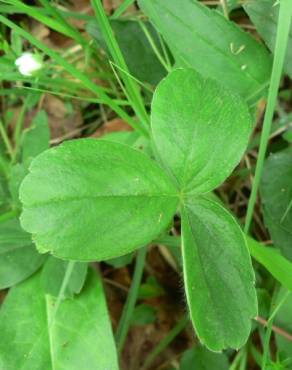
0, 15, 147, 136
115, 246, 147, 354
244, 0, 292, 233
111, 0, 136, 19
90, 0, 150, 133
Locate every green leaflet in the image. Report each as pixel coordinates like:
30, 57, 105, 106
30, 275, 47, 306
19, 68, 257, 351
0, 217, 45, 289
244, 0, 292, 78
20, 139, 178, 261
181, 197, 257, 351
0, 268, 119, 370
138, 0, 272, 102
260, 148, 292, 260
180, 346, 228, 370
41, 256, 88, 298
151, 68, 252, 193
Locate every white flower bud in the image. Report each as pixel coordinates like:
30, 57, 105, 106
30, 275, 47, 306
15, 52, 43, 76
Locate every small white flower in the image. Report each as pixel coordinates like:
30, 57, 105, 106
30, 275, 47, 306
15, 52, 43, 76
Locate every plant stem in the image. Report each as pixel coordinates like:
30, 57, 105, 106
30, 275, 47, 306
220, 0, 229, 19
261, 290, 290, 370
49, 261, 75, 326
244, 0, 292, 233
141, 315, 188, 370
115, 246, 147, 354
0, 119, 13, 159
111, 0, 135, 19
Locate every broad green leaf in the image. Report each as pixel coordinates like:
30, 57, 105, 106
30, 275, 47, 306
22, 110, 50, 163
87, 19, 167, 85
260, 148, 292, 260
180, 346, 228, 370
41, 256, 88, 298
0, 217, 45, 289
181, 197, 257, 351
151, 68, 252, 193
20, 139, 178, 261
0, 268, 119, 370
139, 0, 272, 101
247, 237, 292, 291
244, 0, 292, 77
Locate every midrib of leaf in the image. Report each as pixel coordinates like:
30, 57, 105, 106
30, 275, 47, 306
23, 193, 179, 208
152, 0, 265, 87
182, 208, 226, 346
45, 295, 56, 370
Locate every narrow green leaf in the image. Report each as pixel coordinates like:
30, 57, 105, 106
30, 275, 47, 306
41, 256, 88, 298
260, 148, 292, 260
139, 0, 272, 101
244, 0, 292, 78
0, 218, 45, 289
151, 68, 252, 193
247, 237, 292, 291
0, 268, 119, 370
20, 139, 178, 261
181, 197, 257, 351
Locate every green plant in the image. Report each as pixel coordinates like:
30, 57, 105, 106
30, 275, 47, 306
0, 0, 292, 369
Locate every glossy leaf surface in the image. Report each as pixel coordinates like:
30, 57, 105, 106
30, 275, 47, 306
0, 269, 119, 370
181, 197, 257, 351
151, 69, 252, 193
139, 0, 272, 100
20, 139, 178, 261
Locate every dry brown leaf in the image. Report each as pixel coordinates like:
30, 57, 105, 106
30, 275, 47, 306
91, 117, 132, 138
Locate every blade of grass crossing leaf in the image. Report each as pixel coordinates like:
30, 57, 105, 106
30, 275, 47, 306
138, 20, 170, 73
115, 246, 147, 353
244, 0, 292, 233
0, 15, 148, 137
261, 290, 291, 370
48, 261, 75, 326
111, 0, 135, 19
90, 0, 150, 132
